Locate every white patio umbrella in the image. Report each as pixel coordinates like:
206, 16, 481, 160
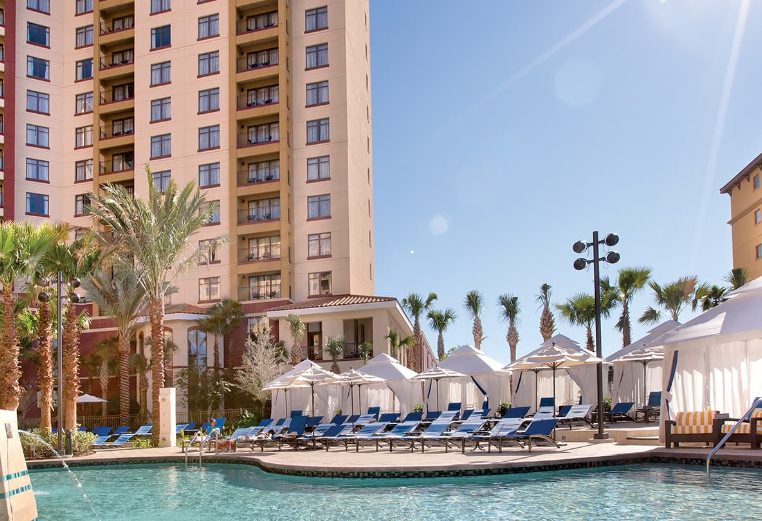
612, 346, 664, 406
323, 369, 385, 416
507, 342, 603, 412
76, 393, 107, 404
264, 362, 336, 416
412, 366, 465, 412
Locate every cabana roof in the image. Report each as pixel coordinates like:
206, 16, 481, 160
606, 320, 680, 362
439, 344, 510, 375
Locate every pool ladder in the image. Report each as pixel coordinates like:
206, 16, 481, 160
706, 396, 761, 477
184, 429, 220, 466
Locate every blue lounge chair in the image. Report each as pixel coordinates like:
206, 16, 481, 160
344, 422, 388, 452
92, 434, 112, 445
255, 416, 308, 451
503, 406, 530, 419
533, 406, 555, 419
367, 406, 381, 419
447, 402, 462, 412
437, 419, 487, 453
315, 423, 353, 451
175, 423, 189, 434
306, 416, 323, 427
402, 411, 423, 422
465, 418, 526, 453
539, 397, 555, 408
461, 409, 476, 421
345, 414, 360, 424
557, 404, 594, 429
424, 410, 441, 421
373, 421, 420, 452
112, 426, 129, 436
637, 392, 661, 422
91, 426, 112, 436
378, 412, 400, 423
98, 425, 151, 448
329, 414, 348, 424
558, 405, 572, 418
218, 427, 254, 451
506, 418, 560, 452
404, 421, 451, 453
132, 424, 152, 436
184, 422, 196, 431
432, 410, 458, 424
607, 402, 635, 423
290, 410, 304, 417
353, 414, 375, 426
273, 418, 286, 426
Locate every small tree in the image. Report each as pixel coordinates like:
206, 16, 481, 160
236, 322, 287, 416
286, 314, 306, 365
83, 338, 118, 417
325, 336, 344, 374
358, 341, 374, 363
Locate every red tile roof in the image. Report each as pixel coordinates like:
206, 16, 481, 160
720, 152, 762, 194
166, 303, 209, 315
268, 294, 398, 312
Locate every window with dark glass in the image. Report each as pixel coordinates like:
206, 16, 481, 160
306, 118, 329, 143
26, 193, 49, 216
26, 90, 50, 113
187, 329, 207, 368
198, 163, 220, 187
27, 22, 50, 46
306, 43, 328, 69
27, 0, 51, 14
151, 97, 171, 121
150, 61, 171, 85
150, 134, 171, 158
198, 88, 219, 113
198, 51, 219, 76
74, 193, 91, 216
198, 14, 219, 39
306, 81, 328, 106
305, 6, 328, 32
151, 25, 171, 49
307, 194, 331, 219
75, 58, 93, 81
26, 158, 49, 181
27, 56, 50, 80
307, 156, 330, 181
198, 125, 220, 150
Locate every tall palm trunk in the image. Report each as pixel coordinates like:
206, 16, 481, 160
37, 301, 54, 430
436, 332, 444, 360
0, 287, 20, 410
62, 304, 81, 430
621, 301, 631, 347
585, 324, 594, 352
472, 318, 483, 350
411, 319, 422, 372
540, 308, 554, 341
118, 336, 130, 426
148, 297, 165, 444
507, 322, 519, 363
99, 361, 109, 417
212, 335, 220, 368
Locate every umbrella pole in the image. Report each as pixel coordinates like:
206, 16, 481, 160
534, 370, 539, 412
351, 384, 354, 416
643, 361, 648, 407
436, 378, 440, 412
552, 366, 557, 416
311, 383, 315, 417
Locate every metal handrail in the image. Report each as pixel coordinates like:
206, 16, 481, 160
706, 396, 762, 477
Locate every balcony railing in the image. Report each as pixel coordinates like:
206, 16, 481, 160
237, 132, 278, 148
99, 159, 134, 175
100, 90, 134, 105
303, 342, 362, 362
100, 18, 135, 36
236, 57, 278, 74
238, 248, 280, 264
237, 207, 280, 224
237, 169, 279, 186
236, 15, 278, 35
237, 94, 278, 111
238, 284, 281, 301
100, 122, 134, 140
100, 56, 134, 71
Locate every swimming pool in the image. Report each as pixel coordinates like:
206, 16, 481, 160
29, 463, 761, 520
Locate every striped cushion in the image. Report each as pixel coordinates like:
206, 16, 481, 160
673, 410, 715, 435
720, 408, 762, 434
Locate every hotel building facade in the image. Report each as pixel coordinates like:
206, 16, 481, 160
721, 153, 762, 281
3, 0, 431, 416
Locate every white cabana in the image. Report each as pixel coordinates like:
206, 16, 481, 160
660, 279, 762, 420
358, 353, 419, 415
324, 369, 386, 416
606, 320, 679, 406
412, 366, 465, 412
266, 360, 341, 418
438, 345, 511, 414
509, 334, 606, 411
611, 347, 663, 407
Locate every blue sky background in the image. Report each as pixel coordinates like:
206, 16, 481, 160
369, 0, 762, 363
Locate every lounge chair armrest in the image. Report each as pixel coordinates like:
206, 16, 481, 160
665, 420, 676, 427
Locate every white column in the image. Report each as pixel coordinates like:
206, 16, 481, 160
158, 388, 176, 448
0, 410, 38, 521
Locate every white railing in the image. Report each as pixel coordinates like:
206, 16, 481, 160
706, 396, 762, 477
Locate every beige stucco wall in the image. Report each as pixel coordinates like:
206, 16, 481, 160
726, 165, 762, 280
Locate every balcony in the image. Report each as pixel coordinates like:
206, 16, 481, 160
236, 94, 279, 120
99, 121, 134, 148
237, 206, 280, 225
236, 57, 278, 82
238, 283, 281, 302
99, 17, 134, 45
99, 90, 134, 114
236, 131, 278, 149
236, 0, 277, 9
99, 58, 134, 82
99, 159, 134, 176
302, 342, 364, 362
237, 168, 279, 186
99, 0, 135, 14
236, 15, 278, 46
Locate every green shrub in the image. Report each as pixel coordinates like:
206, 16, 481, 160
21, 429, 96, 460
412, 404, 423, 413
498, 403, 511, 416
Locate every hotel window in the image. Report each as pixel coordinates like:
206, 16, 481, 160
308, 271, 332, 296
26, 90, 50, 114
150, 97, 171, 122
26, 193, 49, 216
306, 81, 328, 106
305, 6, 328, 32
75, 26, 93, 48
150, 61, 171, 86
307, 156, 330, 181
246, 48, 278, 69
27, 56, 50, 80
247, 160, 279, 183
246, 85, 278, 107
198, 14, 219, 39
74, 194, 91, 217
150, 134, 171, 159
198, 277, 220, 302
308, 233, 331, 258
75, 126, 93, 148
306, 43, 328, 69
112, 83, 133, 101
27, 0, 50, 14
110, 49, 134, 66
75, 92, 93, 114
26, 124, 49, 147
27, 23, 50, 47
208, 201, 221, 224
152, 170, 170, 192
306, 118, 329, 144
26, 159, 49, 182
756, 209, 761, 225
75, 159, 93, 182
111, 15, 134, 32
755, 175, 760, 190
199, 163, 220, 188
246, 198, 279, 221
247, 236, 280, 261
307, 194, 331, 219
111, 117, 134, 137
188, 329, 207, 368
198, 125, 220, 151
757, 244, 762, 260
151, 25, 171, 50
246, 122, 279, 145
198, 51, 219, 76
150, 0, 170, 15
246, 11, 277, 31
248, 274, 281, 300
199, 239, 220, 265
198, 88, 220, 113
112, 152, 133, 172
75, 58, 93, 81
75, 0, 93, 15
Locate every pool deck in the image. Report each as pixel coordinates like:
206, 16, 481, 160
26, 441, 762, 478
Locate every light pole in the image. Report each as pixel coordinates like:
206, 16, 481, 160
573, 231, 619, 440
38, 273, 81, 454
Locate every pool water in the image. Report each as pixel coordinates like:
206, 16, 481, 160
30, 463, 762, 521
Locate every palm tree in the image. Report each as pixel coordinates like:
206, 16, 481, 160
83, 265, 146, 426
556, 293, 614, 351
285, 314, 306, 365
385, 330, 414, 363
464, 290, 484, 349
89, 169, 216, 444
32, 281, 54, 430
401, 292, 437, 371
427, 308, 457, 360
724, 268, 748, 290
0, 222, 62, 410
639, 276, 699, 324
197, 299, 244, 369
84, 338, 118, 417
497, 294, 520, 363
692, 283, 728, 312
129, 352, 150, 424
325, 336, 344, 374
537, 283, 556, 341
600, 266, 651, 347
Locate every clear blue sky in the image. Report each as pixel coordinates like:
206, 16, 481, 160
369, 0, 762, 363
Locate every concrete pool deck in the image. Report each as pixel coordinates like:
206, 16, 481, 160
25, 441, 762, 478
